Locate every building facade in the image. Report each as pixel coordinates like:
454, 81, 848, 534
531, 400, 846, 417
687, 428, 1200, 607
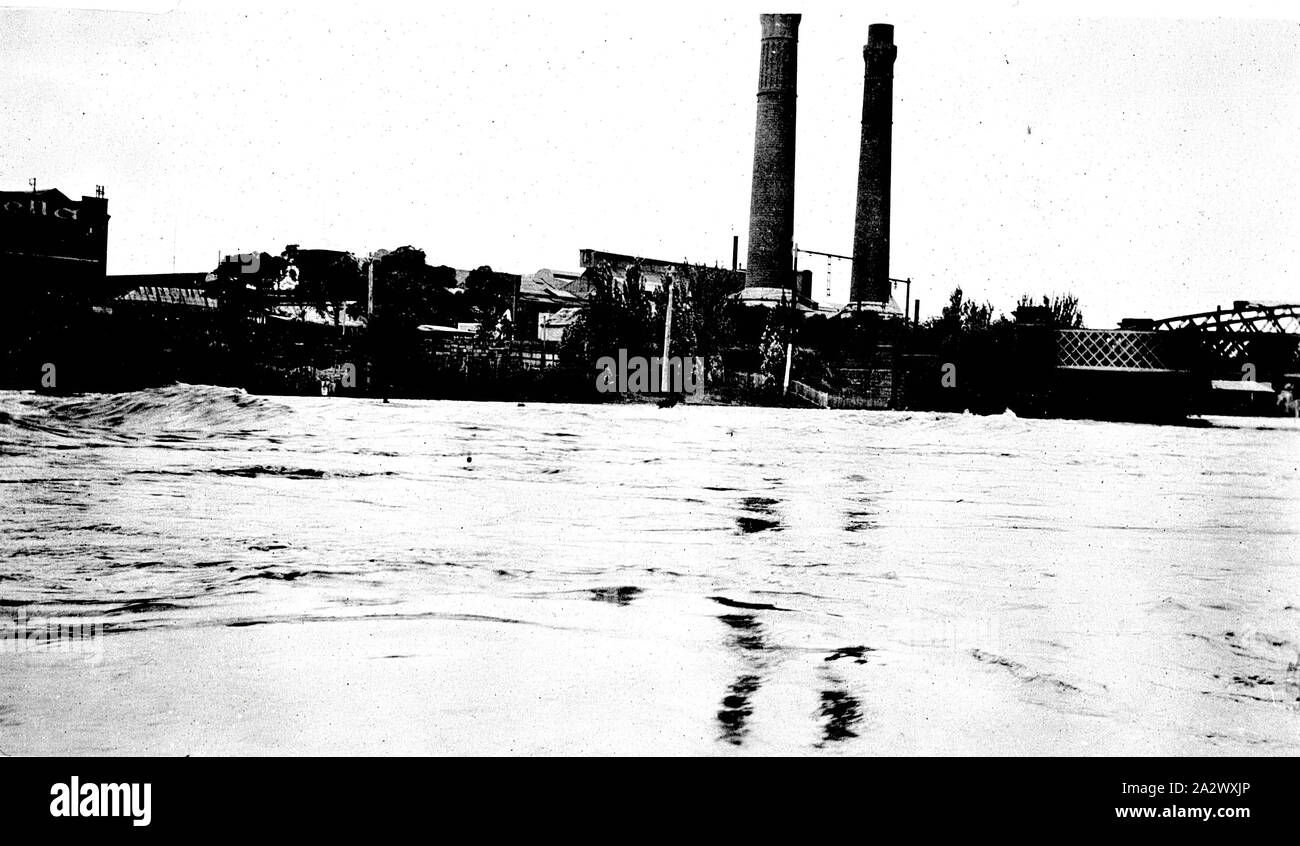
1, 187, 109, 298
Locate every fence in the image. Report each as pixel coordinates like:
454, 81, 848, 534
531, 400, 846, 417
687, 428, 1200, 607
789, 379, 891, 409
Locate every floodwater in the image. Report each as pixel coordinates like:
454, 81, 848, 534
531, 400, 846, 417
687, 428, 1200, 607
1, 385, 1297, 756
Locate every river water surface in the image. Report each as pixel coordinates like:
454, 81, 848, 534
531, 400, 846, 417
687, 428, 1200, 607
1, 385, 1297, 755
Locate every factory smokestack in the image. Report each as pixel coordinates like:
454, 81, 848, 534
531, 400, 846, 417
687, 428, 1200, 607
745, 13, 801, 297
850, 23, 897, 305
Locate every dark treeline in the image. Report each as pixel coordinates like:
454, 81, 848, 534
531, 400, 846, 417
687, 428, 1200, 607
5, 237, 1144, 415
900, 287, 1087, 415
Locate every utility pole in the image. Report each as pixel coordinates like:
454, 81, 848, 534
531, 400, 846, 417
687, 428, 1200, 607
785, 245, 798, 396
783, 341, 793, 395
880, 276, 914, 321
367, 259, 375, 318
660, 275, 674, 391
792, 242, 799, 305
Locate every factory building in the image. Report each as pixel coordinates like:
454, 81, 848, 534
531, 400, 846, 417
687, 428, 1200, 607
1, 186, 109, 298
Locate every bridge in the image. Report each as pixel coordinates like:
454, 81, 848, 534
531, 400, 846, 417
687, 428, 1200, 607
1057, 302, 1300, 372
788, 301, 1300, 410
1149, 302, 1300, 334
1146, 302, 1300, 361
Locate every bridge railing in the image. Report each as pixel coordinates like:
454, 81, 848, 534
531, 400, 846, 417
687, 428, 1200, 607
1056, 328, 1185, 372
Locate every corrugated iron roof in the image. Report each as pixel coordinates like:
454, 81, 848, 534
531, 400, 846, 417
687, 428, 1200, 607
519, 274, 585, 305
1210, 380, 1275, 393
117, 286, 219, 309
539, 307, 583, 327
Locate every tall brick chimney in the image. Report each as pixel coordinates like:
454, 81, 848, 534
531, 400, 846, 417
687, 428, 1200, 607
745, 13, 801, 296
850, 23, 897, 305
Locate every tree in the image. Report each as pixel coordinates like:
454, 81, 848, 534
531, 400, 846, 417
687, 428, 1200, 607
560, 260, 654, 364
619, 262, 654, 355
758, 317, 786, 388
937, 286, 996, 333
923, 286, 1001, 352
1016, 293, 1084, 328
206, 251, 285, 318
370, 247, 456, 330
291, 251, 365, 325
672, 264, 739, 378
464, 265, 516, 342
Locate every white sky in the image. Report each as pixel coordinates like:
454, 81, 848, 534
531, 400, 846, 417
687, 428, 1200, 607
2, 0, 1297, 326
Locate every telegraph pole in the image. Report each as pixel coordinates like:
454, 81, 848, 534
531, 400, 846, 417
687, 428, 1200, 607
367, 259, 375, 318
660, 276, 674, 391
